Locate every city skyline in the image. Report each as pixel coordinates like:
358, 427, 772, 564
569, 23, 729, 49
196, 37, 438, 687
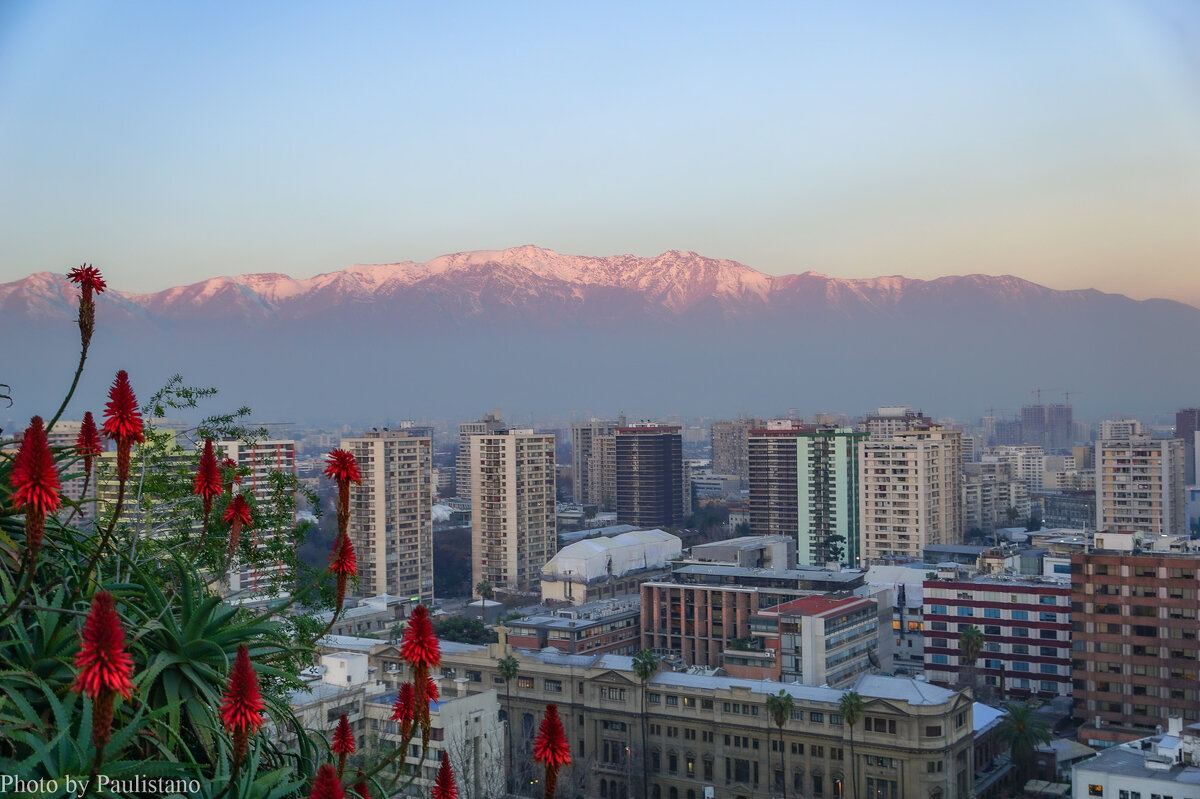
3, 2, 1199, 304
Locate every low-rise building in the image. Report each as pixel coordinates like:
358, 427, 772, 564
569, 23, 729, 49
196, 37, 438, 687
541, 529, 681, 605
1071, 718, 1198, 799
505, 598, 641, 655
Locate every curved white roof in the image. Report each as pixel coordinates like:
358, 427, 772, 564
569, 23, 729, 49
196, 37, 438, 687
542, 529, 681, 582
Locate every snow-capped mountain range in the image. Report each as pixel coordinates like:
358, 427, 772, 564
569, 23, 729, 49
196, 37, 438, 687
2, 246, 1198, 422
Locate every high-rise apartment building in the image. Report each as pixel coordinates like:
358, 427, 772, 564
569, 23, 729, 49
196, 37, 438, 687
1099, 418, 1145, 440
860, 426, 963, 565
748, 421, 866, 567
571, 417, 622, 506
456, 409, 505, 501
710, 418, 762, 488
1019, 402, 1072, 451
341, 427, 434, 604
614, 423, 684, 528
470, 428, 556, 595
1095, 435, 1186, 535
218, 438, 296, 596
1175, 408, 1200, 485
858, 406, 931, 440
963, 461, 1029, 534
1071, 549, 1200, 746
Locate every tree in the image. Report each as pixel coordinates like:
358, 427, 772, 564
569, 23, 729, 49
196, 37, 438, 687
994, 703, 1051, 786
632, 649, 660, 799
766, 689, 794, 799
434, 616, 497, 645
959, 624, 985, 698
476, 578, 494, 615
498, 654, 521, 795
839, 691, 865, 799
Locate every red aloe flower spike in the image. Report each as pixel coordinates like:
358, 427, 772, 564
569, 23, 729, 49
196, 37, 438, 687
67, 264, 106, 348
223, 494, 253, 555
426, 674, 440, 705
220, 643, 264, 776
432, 750, 458, 799
76, 411, 103, 472
324, 448, 361, 537
193, 439, 222, 531
400, 604, 441, 746
10, 416, 62, 564
220, 457, 240, 494
332, 713, 355, 776
72, 591, 135, 750
67, 264, 107, 299
353, 770, 371, 799
391, 681, 415, 739
329, 532, 357, 611
101, 370, 144, 483
533, 703, 571, 799
309, 763, 345, 799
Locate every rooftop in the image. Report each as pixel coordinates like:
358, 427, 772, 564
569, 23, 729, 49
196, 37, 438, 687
761, 594, 872, 618
669, 564, 862, 584
692, 535, 793, 552
1076, 735, 1200, 785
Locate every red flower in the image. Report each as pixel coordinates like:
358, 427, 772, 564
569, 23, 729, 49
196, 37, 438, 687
426, 674, 440, 705
72, 591, 135, 749
533, 704, 571, 767
76, 411, 103, 471
432, 751, 458, 799
219, 644, 265, 734
329, 533, 357, 576
309, 763, 345, 799
193, 439, 222, 529
101, 370, 144, 483
323, 449, 362, 485
221, 457, 241, 493
220, 644, 264, 775
400, 605, 440, 670
391, 682, 415, 722
353, 770, 370, 799
67, 264, 107, 296
332, 713, 355, 754
11, 416, 62, 559
223, 494, 253, 554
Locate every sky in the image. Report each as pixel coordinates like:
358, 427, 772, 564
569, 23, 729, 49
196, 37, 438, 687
2, 1, 1199, 304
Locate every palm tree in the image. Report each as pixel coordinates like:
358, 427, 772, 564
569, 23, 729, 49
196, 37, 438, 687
476, 579, 493, 617
994, 703, 1051, 787
765, 690, 794, 799
632, 649, 660, 799
498, 654, 520, 794
958, 624, 985, 698
839, 691, 865, 799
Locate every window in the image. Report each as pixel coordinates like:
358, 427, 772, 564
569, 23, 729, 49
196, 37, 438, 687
1013, 627, 1030, 638
932, 654, 948, 665
924, 725, 942, 737
810, 712, 824, 723
931, 605, 948, 615
927, 761, 943, 773
1040, 630, 1058, 640
1012, 610, 1029, 621
812, 745, 824, 757
1089, 786, 1103, 797
1039, 595, 1057, 605
1040, 612, 1058, 622
984, 608, 1001, 619
517, 677, 534, 689
466, 670, 482, 682
984, 625, 1002, 636
957, 607, 974, 617
603, 687, 626, 701
931, 621, 948, 631
649, 693, 661, 704
1040, 664, 1057, 675
544, 679, 562, 693
702, 699, 714, 710
1013, 662, 1030, 672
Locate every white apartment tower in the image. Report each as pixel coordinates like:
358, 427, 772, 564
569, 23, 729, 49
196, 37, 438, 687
218, 438, 297, 596
456, 410, 506, 501
1095, 435, 1186, 535
341, 427, 434, 604
470, 429, 556, 596
860, 425, 963, 564
571, 417, 621, 506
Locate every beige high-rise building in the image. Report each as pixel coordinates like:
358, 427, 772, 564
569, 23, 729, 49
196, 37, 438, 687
585, 434, 617, 511
571, 417, 621, 506
710, 418, 761, 488
218, 439, 296, 596
456, 409, 505, 501
470, 429, 556, 595
1095, 435, 1186, 535
860, 425, 962, 564
341, 427, 434, 604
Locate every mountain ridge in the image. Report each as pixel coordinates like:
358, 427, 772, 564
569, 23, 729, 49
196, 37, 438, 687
2, 245, 1192, 321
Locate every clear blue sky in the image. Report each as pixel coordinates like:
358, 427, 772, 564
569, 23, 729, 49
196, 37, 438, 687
2, 1, 1198, 303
